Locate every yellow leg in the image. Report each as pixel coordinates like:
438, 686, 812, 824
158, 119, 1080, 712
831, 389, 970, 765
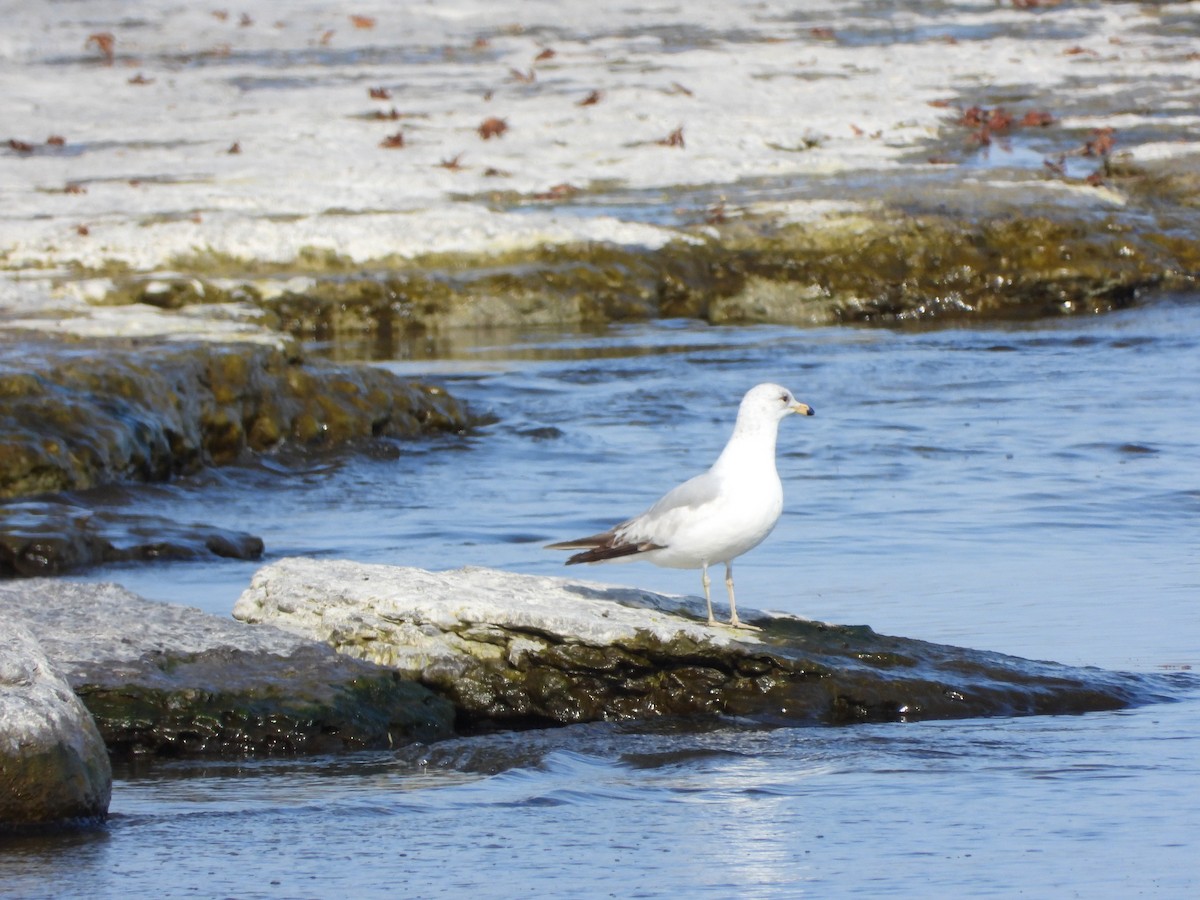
701, 563, 717, 625
725, 563, 741, 628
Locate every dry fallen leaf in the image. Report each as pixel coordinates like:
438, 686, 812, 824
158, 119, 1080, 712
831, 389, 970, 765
380, 131, 406, 149
577, 90, 603, 107
1021, 110, 1055, 127
369, 86, 392, 100
478, 117, 508, 139
86, 32, 115, 63
350, 15, 376, 29
657, 126, 685, 148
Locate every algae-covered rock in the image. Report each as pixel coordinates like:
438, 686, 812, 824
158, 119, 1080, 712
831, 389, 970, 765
233, 558, 1175, 731
1, 580, 456, 757
168, 209, 1200, 349
0, 335, 472, 500
0, 624, 111, 832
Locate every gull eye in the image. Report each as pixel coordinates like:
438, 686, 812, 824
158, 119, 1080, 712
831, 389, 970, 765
779, 392, 790, 403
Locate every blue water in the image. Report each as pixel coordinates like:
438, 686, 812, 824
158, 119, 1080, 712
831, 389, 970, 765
7, 297, 1200, 897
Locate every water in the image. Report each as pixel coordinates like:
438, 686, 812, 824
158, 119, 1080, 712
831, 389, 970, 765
7, 297, 1200, 896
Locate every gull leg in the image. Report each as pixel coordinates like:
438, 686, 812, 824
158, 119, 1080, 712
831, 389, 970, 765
701, 563, 717, 626
725, 563, 759, 630
725, 563, 741, 628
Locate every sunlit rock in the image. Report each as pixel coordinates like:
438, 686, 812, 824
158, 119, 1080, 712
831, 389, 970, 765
2, 580, 455, 757
0, 625, 111, 832
234, 558, 1171, 730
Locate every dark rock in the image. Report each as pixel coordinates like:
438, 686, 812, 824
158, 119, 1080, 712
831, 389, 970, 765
233, 558, 1184, 731
1, 580, 457, 757
0, 497, 263, 576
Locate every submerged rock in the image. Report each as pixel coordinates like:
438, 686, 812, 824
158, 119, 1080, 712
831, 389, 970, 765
233, 558, 1173, 730
1, 580, 456, 757
0, 624, 111, 832
0, 335, 472, 501
0, 497, 263, 577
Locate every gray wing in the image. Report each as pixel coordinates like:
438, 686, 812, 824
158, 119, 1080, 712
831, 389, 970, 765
637, 469, 722, 521
545, 468, 721, 564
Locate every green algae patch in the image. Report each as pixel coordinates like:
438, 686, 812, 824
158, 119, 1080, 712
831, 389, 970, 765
0, 337, 474, 502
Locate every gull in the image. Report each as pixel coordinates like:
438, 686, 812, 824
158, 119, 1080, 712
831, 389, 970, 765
547, 383, 814, 628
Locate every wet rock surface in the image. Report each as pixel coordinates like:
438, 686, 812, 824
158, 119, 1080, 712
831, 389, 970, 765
234, 558, 1179, 731
0, 335, 472, 501
0, 496, 262, 577
1, 580, 457, 757
0, 624, 111, 832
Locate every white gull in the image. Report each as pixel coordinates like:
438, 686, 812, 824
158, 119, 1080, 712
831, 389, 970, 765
547, 383, 814, 628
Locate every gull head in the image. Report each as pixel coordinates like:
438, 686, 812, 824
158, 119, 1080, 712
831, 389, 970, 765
740, 382, 815, 422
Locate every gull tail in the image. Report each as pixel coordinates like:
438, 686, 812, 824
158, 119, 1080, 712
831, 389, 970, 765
546, 532, 663, 565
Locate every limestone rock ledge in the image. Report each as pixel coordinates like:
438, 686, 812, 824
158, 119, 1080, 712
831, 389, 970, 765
1, 625, 111, 833
1, 580, 456, 758
233, 558, 1175, 729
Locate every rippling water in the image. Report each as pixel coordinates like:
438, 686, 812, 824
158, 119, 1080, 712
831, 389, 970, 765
9, 297, 1199, 896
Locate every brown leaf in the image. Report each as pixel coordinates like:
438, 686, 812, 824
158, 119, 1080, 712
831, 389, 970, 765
8, 139, 34, 153
349, 15, 376, 29
85, 32, 115, 63
369, 86, 392, 100
478, 117, 508, 139
534, 183, 578, 200
438, 154, 465, 170
1021, 110, 1055, 127
577, 90, 603, 107
227, 141, 241, 154
380, 131, 406, 149
46, 135, 66, 146
128, 72, 154, 85
657, 126, 685, 148
509, 67, 535, 84
1083, 127, 1115, 157
534, 48, 555, 62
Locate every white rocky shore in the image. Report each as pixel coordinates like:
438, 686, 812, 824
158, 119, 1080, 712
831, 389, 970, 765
2, 0, 1198, 330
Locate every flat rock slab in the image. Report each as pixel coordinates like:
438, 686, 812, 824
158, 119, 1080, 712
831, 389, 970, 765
1, 580, 455, 757
233, 558, 1178, 729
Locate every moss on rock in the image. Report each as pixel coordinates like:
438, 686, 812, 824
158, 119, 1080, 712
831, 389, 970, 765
0, 337, 473, 500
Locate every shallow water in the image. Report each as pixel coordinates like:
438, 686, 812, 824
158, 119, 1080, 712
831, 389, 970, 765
11, 296, 1200, 896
